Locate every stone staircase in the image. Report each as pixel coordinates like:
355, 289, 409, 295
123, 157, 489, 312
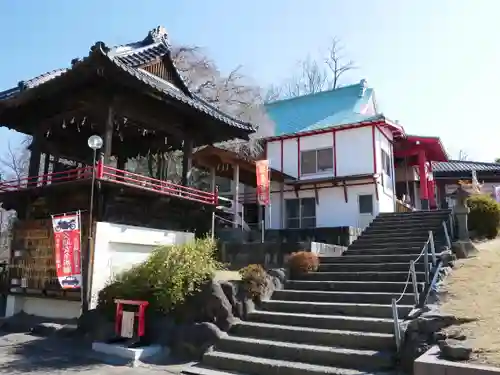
184, 210, 451, 375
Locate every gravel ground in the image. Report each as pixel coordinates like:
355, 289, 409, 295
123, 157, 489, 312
0, 332, 190, 375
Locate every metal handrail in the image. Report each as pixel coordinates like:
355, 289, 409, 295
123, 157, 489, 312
391, 230, 436, 351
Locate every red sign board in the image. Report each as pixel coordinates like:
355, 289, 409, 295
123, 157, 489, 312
51, 212, 82, 289
256, 160, 270, 206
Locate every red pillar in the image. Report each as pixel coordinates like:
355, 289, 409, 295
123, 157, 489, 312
427, 162, 437, 209
418, 149, 429, 210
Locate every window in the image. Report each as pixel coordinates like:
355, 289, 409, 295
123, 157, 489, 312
381, 149, 392, 177
300, 148, 333, 175
381, 149, 393, 188
285, 198, 316, 228
359, 194, 374, 214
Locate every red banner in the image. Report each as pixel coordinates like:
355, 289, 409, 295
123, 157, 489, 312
256, 160, 270, 206
51, 212, 82, 289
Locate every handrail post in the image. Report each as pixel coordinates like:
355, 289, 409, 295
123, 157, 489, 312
391, 298, 401, 352
442, 221, 451, 249
423, 242, 430, 284
428, 231, 436, 266
410, 260, 420, 305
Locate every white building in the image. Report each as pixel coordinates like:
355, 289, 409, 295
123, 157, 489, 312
201, 80, 449, 231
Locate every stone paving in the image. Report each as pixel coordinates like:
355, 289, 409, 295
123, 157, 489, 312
0, 332, 187, 375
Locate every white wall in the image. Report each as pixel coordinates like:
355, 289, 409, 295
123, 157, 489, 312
374, 127, 395, 212
5, 295, 81, 319
267, 180, 380, 229
336, 127, 374, 176
90, 222, 194, 309
267, 126, 376, 180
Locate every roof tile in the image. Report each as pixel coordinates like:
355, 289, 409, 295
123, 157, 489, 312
433, 160, 500, 173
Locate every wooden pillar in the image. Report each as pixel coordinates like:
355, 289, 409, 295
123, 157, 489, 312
210, 167, 216, 193
42, 153, 50, 185
233, 164, 240, 228
181, 138, 193, 186
28, 136, 41, 187
418, 149, 429, 210
103, 105, 114, 165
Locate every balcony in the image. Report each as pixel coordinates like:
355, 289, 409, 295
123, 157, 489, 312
0, 160, 218, 206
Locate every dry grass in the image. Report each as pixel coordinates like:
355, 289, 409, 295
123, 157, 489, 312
440, 238, 500, 366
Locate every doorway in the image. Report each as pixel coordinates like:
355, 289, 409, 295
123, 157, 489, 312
357, 194, 374, 229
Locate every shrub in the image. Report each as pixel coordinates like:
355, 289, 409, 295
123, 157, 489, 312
467, 194, 500, 239
239, 264, 268, 299
97, 236, 223, 315
287, 251, 319, 276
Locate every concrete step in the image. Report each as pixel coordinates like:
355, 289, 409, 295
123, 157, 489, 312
231, 321, 396, 351
378, 210, 450, 217
214, 336, 395, 371
295, 271, 426, 282
358, 232, 445, 242
362, 226, 442, 235
183, 366, 246, 375
319, 254, 428, 264
273, 289, 416, 305
248, 310, 396, 334
344, 247, 444, 256
318, 262, 427, 273
285, 280, 424, 293
368, 218, 446, 226
261, 300, 413, 319
347, 241, 446, 251
352, 235, 438, 245
200, 351, 397, 375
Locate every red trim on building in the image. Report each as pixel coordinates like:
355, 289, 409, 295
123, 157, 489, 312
332, 130, 337, 177
297, 136, 301, 178
264, 118, 404, 143
371, 125, 377, 174
280, 139, 284, 172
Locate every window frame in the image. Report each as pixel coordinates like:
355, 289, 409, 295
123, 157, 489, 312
285, 197, 317, 229
300, 147, 334, 176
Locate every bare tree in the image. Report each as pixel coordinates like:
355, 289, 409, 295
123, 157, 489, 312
0, 138, 30, 184
130, 44, 274, 183
325, 37, 357, 90
266, 37, 358, 101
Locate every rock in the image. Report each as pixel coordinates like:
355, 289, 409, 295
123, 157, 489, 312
30, 322, 74, 337
268, 268, 287, 284
438, 339, 472, 361
172, 322, 224, 360
398, 308, 473, 373
220, 280, 240, 318
146, 312, 176, 346
77, 309, 116, 342
176, 279, 237, 332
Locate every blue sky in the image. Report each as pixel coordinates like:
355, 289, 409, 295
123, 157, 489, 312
0, 0, 499, 161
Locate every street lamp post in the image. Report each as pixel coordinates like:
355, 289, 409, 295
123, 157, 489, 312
83, 135, 103, 313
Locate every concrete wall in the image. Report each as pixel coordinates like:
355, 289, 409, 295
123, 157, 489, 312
90, 222, 194, 309
5, 223, 194, 319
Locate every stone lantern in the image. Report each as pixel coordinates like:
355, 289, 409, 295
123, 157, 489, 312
449, 185, 477, 258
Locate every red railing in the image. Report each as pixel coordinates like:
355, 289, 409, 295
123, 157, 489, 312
0, 166, 94, 192
100, 164, 217, 205
0, 161, 218, 206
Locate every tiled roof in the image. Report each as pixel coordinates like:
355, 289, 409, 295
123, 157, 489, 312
264, 80, 378, 135
0, 69, 67, 100
0, 26, 255, 134
433, 160, 500, 173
